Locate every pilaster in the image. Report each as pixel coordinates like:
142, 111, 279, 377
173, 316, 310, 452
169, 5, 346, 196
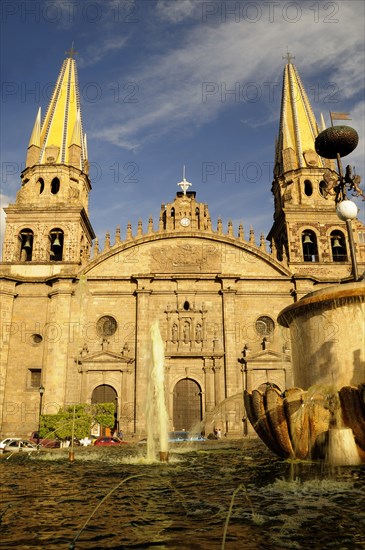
220, 287, 239, 398
0, 280, 17, 434
134, 288, 151, 434
42, 280, 74, 413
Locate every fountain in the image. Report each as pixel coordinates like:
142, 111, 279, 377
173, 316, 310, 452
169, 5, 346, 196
146, 321, 169, 462
244, 120, 365, 466
244, 277, 365, 466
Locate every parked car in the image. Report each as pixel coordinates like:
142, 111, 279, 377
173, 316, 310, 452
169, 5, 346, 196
0, 437, 21, 449
29, 431, 61, 448
94, 436, 127, 446
2, 439, 38, 453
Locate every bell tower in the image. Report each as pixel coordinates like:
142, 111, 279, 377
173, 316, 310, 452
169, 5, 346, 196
2, 49, 95, 269
267, 55, 362, 277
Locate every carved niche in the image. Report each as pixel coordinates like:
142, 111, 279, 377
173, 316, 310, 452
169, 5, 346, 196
165, 299, 208, 352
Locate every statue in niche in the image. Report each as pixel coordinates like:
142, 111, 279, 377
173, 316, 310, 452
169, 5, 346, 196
183, 321, 190, 344
101, 337, 110, 350
195, 323, 202, 343
171, 323, 178, 343
122, 342, 130, 355
80, 343, 89, 356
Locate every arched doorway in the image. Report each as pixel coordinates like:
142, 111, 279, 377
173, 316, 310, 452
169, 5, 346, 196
91, 384, 118, 436
173, 378, 202, 431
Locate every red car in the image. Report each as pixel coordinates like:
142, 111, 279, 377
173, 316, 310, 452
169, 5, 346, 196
30, 431, 60, 448
94, 436, 127, 446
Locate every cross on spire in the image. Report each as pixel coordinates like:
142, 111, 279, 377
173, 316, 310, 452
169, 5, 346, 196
283, 50, 295, 64
65, 42, 77, 59
177, 165, 192, 195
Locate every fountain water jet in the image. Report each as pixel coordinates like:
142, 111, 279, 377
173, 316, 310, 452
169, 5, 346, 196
146, 321, 169, 462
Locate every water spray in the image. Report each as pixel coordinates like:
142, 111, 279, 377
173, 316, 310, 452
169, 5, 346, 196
147, 321, 169, 463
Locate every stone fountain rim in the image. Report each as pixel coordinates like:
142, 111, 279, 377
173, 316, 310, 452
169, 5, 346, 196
278, 281, 365, 327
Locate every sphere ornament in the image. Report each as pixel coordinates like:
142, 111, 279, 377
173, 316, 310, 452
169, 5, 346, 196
315, 126, 359, 159
336, 199, 358, 221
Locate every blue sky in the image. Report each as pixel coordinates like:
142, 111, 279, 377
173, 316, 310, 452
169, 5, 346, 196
1, 0, 364, 249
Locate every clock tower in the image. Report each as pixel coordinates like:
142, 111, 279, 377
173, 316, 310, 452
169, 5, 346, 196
159, 174, 212, 232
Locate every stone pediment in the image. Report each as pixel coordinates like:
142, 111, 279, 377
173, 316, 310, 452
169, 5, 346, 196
244, 349, 290, 363
77, 350, 135, 373
80, 350, 134, 363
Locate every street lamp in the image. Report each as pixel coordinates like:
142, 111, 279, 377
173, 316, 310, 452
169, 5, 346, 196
37, 384, 45, 447
336, 200, 359, 280
315, 119, 364, 281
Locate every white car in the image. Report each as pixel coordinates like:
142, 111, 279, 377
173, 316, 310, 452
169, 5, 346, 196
0, 437, 21, 449
2, 438, 38, 453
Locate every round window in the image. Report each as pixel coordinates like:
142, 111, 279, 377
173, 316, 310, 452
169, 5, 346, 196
255, 316, 275, 338
96, 316, 117, 337
31, 334, 43, 344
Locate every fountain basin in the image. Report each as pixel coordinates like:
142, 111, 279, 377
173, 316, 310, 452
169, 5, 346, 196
243, 384, 365, 464
278, 282, 365, 389
244, 282, 365, 465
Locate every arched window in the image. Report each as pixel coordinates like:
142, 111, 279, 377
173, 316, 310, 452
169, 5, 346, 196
195, 207, 200, 229
171, 207, 175, 217
302, 230, 319, 262
38, 178, 44, 194
51, 177, 60, 194
304, 179, 313, 196
19, 229, 34, 261
319, 180, 327, 197
49, 228, 64, 261
330, 230, 347, 262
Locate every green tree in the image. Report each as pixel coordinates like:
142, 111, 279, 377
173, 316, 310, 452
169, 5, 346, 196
39, 403, 115, 440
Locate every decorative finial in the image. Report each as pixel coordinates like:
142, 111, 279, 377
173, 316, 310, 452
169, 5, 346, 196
65, 42, 77, 59
177, 165, 192, 195
283, 49, 295, 64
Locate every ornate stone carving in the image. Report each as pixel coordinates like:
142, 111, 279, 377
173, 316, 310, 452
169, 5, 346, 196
151, 243, 220, 272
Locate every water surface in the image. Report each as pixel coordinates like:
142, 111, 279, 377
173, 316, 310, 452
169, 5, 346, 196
1, 439, 365, 549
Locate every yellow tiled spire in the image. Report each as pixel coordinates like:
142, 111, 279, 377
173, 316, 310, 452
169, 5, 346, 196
27, 107, 41, 148
276, 56, 324, 173
33, 53, 87, 170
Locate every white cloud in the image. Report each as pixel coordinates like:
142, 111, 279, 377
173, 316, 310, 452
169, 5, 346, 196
91, 2, 364, 152
156, 0, 197, 23
78, 36, 128, 68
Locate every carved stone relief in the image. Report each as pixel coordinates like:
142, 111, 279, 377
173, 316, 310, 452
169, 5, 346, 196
151, 243, 220, 272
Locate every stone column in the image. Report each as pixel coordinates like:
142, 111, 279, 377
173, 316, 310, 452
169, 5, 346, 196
213, 362, 224, 405
164, 363, 172, 430
203, 362, 215, 412
121, 366, 135, 435
134, 288, 151, 435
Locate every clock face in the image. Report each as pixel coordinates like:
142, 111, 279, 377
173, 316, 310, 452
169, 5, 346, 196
180, 217, 191, 227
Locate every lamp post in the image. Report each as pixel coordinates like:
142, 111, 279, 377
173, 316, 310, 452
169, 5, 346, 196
336, 200, 359, 280
315, 119, 364, 281
37, 384, 45, 447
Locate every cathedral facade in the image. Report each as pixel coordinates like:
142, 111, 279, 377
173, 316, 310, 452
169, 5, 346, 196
1, 55, 364, 438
